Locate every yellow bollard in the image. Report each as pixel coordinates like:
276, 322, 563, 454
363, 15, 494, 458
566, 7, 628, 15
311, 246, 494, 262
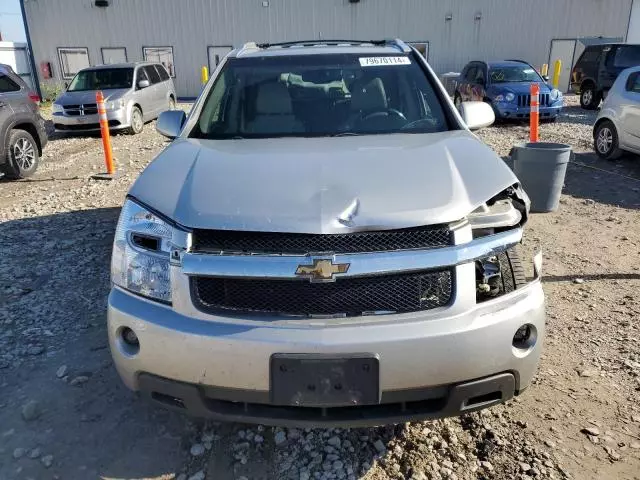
201, 66, 209, 85
541, 63, 549, 77
552, 60, 562, 89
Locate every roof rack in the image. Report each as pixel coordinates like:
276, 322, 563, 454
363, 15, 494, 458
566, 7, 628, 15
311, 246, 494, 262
504, 59, 531, 64
247, 38, 411, 53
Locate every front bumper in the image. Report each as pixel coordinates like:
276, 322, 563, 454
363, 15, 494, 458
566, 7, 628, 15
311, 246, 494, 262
493, 102, 563, 120
52, 108, 129, 132
107, 268, 545, 427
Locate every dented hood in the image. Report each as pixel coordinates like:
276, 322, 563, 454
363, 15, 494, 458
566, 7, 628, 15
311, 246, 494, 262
129, 131, 518, 233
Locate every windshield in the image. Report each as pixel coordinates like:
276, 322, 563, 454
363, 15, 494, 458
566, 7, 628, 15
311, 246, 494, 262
489, 66, 542, 84
190, 53, 450, 139
67, 68, 134, 91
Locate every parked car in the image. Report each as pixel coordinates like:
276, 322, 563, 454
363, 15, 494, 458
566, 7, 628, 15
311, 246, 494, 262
52, 62, 176, 134
593, 65, 640, 160
571, 43, 640, 110
108, 39, 544, 427
0, 63, 47, 179
455, 60, 563, 121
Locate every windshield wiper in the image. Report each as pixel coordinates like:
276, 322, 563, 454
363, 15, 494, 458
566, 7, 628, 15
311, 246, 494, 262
331, 132, 360, 137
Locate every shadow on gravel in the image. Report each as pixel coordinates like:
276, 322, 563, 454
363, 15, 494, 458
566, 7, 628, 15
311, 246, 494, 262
543, 273, 640, 283
563, 152, 640, 208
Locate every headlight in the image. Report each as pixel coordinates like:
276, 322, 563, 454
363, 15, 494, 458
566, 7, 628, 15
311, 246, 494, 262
505, 92, 515, 102
105, 98, 125, 111
494, 94, 504, 102
550, 89, 561, 101
52, 103, 64, 113
111, 199, 173, 303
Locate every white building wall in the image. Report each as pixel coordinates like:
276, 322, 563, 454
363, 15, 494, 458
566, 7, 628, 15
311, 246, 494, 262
23, 0, 633, 97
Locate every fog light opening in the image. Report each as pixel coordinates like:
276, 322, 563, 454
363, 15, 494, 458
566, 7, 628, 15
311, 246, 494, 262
512, 323, 536, 350
119, 327, 140, 356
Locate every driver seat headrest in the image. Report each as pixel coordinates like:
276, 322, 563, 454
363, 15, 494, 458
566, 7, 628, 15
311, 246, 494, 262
350, 77, 387, 112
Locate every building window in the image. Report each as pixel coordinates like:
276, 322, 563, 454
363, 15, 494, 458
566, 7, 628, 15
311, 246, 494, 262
143, 46, 175, 77
101, 47, 127, 64
57, 47, 90, 79
409, 42, 429, 61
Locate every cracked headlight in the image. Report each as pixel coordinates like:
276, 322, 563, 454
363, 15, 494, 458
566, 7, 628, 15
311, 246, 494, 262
111, 199, 173, 303
550, 89, 562, 101
505, 92, 515, 102
52, 103, 64, 114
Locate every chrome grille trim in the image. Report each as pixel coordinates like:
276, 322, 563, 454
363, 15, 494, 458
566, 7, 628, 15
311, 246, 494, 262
180, 228, 522, 280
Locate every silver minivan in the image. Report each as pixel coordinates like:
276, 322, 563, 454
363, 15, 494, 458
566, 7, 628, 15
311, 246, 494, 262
52, 62, 176, 134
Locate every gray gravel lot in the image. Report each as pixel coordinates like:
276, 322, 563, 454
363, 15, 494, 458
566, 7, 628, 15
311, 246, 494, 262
0, 96, 639, 480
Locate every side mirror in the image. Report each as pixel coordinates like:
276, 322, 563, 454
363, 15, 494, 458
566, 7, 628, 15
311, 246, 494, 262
459, 101, 495, 130
137, 79, 150, 89
156, 110, 186, 139
542, 75, 550, 82
64, 82, 69, 89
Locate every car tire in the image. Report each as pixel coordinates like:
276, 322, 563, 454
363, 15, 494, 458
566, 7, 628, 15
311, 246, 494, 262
499, 245, 527, 293
580, 84, 600, 110
128, 106, 144, 135
2, 129, 40, 179
594, 120, 623, 161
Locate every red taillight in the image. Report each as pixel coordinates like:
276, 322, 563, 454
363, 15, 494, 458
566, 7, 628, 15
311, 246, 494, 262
28, 92, 41, 104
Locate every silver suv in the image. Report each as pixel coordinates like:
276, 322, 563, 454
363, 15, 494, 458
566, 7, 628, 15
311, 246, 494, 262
108, 39, 544, 427
52, 62, 176, 134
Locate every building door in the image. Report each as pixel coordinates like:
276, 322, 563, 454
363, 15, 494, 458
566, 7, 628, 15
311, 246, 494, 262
628, 0, 640, 43
549, 39, 576, 93
207, 46, 233, 72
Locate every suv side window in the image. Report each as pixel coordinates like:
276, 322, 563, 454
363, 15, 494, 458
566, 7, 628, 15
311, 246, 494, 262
626, 72, 640, 93
0, 73, 21, 93
144, 65, 161, 84
464, 66, 477, 82
155, 64, 170, 82
611, 46, 640, 68
579, 48, 600, 65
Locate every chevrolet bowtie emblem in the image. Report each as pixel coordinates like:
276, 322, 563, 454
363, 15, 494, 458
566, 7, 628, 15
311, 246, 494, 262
295, 259, 350, 282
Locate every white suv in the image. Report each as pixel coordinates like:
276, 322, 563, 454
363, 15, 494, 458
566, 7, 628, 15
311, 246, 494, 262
107, 39, 544, 427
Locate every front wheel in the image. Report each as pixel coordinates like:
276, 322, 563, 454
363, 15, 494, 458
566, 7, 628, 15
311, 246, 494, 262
594, 120, 622, 160
499, 245, 527, 293
580, 85, 600, 110
2, 129, 40, 179
128, 106, 144, 135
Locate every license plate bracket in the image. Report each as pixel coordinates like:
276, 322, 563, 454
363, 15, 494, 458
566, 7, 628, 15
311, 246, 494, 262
270, 354, 380, 407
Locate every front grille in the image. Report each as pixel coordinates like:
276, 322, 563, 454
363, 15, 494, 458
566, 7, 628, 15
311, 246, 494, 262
191, 269, 453, 317
63, 103, 98, 116
517, 94, 549, 107
192, 225, 453, 255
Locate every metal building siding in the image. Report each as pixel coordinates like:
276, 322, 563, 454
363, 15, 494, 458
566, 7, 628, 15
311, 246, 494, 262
23, 0, 633, 97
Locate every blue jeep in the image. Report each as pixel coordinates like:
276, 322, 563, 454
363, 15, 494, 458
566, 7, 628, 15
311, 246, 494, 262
455, 60, 563, 121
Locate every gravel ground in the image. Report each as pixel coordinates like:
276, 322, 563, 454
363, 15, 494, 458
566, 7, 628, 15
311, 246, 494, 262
0, 96, 639, 480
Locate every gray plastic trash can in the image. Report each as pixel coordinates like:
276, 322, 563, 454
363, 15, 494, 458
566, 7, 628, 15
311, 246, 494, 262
512, 142, 572, 213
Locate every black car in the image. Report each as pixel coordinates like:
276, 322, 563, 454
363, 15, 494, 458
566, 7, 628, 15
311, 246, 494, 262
0, 64, 48, 179
571, 43, 640, 110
